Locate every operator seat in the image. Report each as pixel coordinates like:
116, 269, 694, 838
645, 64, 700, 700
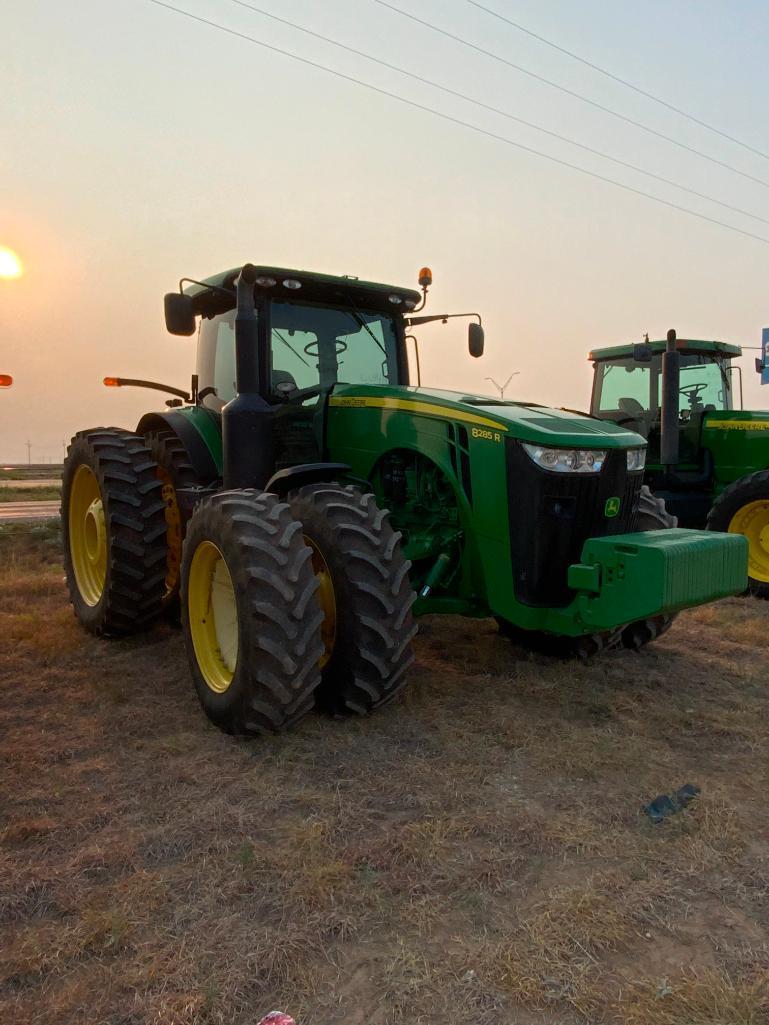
617, 396, 649, 438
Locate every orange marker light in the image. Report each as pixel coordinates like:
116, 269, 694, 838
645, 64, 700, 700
0, 374, 12, 387
103, 377, 121, 387
418, 266, 433, 288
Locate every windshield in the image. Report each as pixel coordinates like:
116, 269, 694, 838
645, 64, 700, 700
592, 353, 733, 420
203, 301, 400, 406
271, 301, 399, 392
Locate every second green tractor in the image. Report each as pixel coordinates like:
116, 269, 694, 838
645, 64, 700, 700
61, 266, 747, 735
590, 332, 769, 596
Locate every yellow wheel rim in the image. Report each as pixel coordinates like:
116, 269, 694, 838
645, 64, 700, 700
188, 541, 238, 693
157, 466, 183, 598
729, 500, 769, 583
68, 464, 107, 606
306, 536, 336, 668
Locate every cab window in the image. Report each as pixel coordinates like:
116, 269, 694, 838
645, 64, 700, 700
676, 356, 731, 413
594, 360, 652, 413
593, 354, 732, 417
271, 301, 397, 392
213, 316, 236, 403
199, 303, 399, 409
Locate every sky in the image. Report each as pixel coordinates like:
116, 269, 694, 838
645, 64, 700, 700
2, 0, 769, 462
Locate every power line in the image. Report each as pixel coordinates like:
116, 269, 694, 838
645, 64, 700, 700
223, 0, 769, 227
373, 0, 769, 191
464, 0, 769, 163
145, 0, 769, 246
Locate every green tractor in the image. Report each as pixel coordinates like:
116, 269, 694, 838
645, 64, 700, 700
61, 267, 746, 735
589, 332, 769, 596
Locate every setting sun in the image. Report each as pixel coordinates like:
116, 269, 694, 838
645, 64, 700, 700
0, 246, 23, 279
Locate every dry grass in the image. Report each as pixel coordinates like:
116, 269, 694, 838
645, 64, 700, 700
0, 467, 61, 481
0, 485, 61, 502
1, 524, 768, 1024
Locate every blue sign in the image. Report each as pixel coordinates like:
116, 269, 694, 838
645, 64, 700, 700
763, 328, 769, 385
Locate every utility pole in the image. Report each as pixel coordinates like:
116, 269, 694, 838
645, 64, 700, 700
485, 372, 519, 399
26, 439, 31, 466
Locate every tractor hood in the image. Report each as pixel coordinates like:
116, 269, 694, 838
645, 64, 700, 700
330, 385, 645, 449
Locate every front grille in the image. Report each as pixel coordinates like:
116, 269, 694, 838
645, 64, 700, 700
505, 440, 643, 607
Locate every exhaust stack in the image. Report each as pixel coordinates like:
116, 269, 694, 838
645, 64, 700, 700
222, 264, 275, 490
660, 328, 680, 472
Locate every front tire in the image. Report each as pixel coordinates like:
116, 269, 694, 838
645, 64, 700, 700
707, 469, 769, 598
181, 490, 324, 735
287, 484, 417, 715
62, 428, 168, 636
620, 485, 678, 650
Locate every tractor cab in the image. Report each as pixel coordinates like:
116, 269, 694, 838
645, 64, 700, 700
591, 340, 740, 455
589, 338, 743, 523
161, 265, 486, 480
184, 267, 420, 407
189, 269, 418, 472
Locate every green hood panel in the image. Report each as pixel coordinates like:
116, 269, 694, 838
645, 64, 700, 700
330, 385, 645, 449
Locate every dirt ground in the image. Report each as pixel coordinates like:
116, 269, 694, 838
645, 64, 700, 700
1, 522, 767, 1024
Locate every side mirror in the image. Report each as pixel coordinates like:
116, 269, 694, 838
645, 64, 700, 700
164, 293, 197, 336
468, 322, 485, 359
632, 342, 653, 363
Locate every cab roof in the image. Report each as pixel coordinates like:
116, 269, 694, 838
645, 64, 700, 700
183, 266, 422, 317
589, 339, 742, 361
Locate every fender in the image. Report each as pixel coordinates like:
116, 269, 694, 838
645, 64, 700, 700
137, 408, 221, 483
265, 462, 353, 496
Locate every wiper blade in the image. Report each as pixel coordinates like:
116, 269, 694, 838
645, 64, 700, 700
343, 296, 386, 355
273, 328, 310, 368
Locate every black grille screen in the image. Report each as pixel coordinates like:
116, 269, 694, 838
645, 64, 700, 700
505, 440, 643, 607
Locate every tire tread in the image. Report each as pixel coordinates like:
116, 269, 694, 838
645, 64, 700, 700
62, 428, 168, 636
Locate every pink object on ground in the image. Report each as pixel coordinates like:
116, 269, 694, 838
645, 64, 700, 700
257, 1014, 295, 1025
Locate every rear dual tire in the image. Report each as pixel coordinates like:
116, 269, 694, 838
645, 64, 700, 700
62, 429, 168, 636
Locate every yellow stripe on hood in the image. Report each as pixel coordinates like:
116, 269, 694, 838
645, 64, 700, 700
328, 395, 508, 432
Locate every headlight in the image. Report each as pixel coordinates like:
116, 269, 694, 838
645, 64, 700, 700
522, 443, 606, 473
626, 448, 646, 472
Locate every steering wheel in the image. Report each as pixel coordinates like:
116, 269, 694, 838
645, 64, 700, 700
304, 339, 348, 357
680, 382, 707, 411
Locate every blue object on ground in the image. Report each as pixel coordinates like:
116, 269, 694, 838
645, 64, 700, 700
643, 783, 700, 823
